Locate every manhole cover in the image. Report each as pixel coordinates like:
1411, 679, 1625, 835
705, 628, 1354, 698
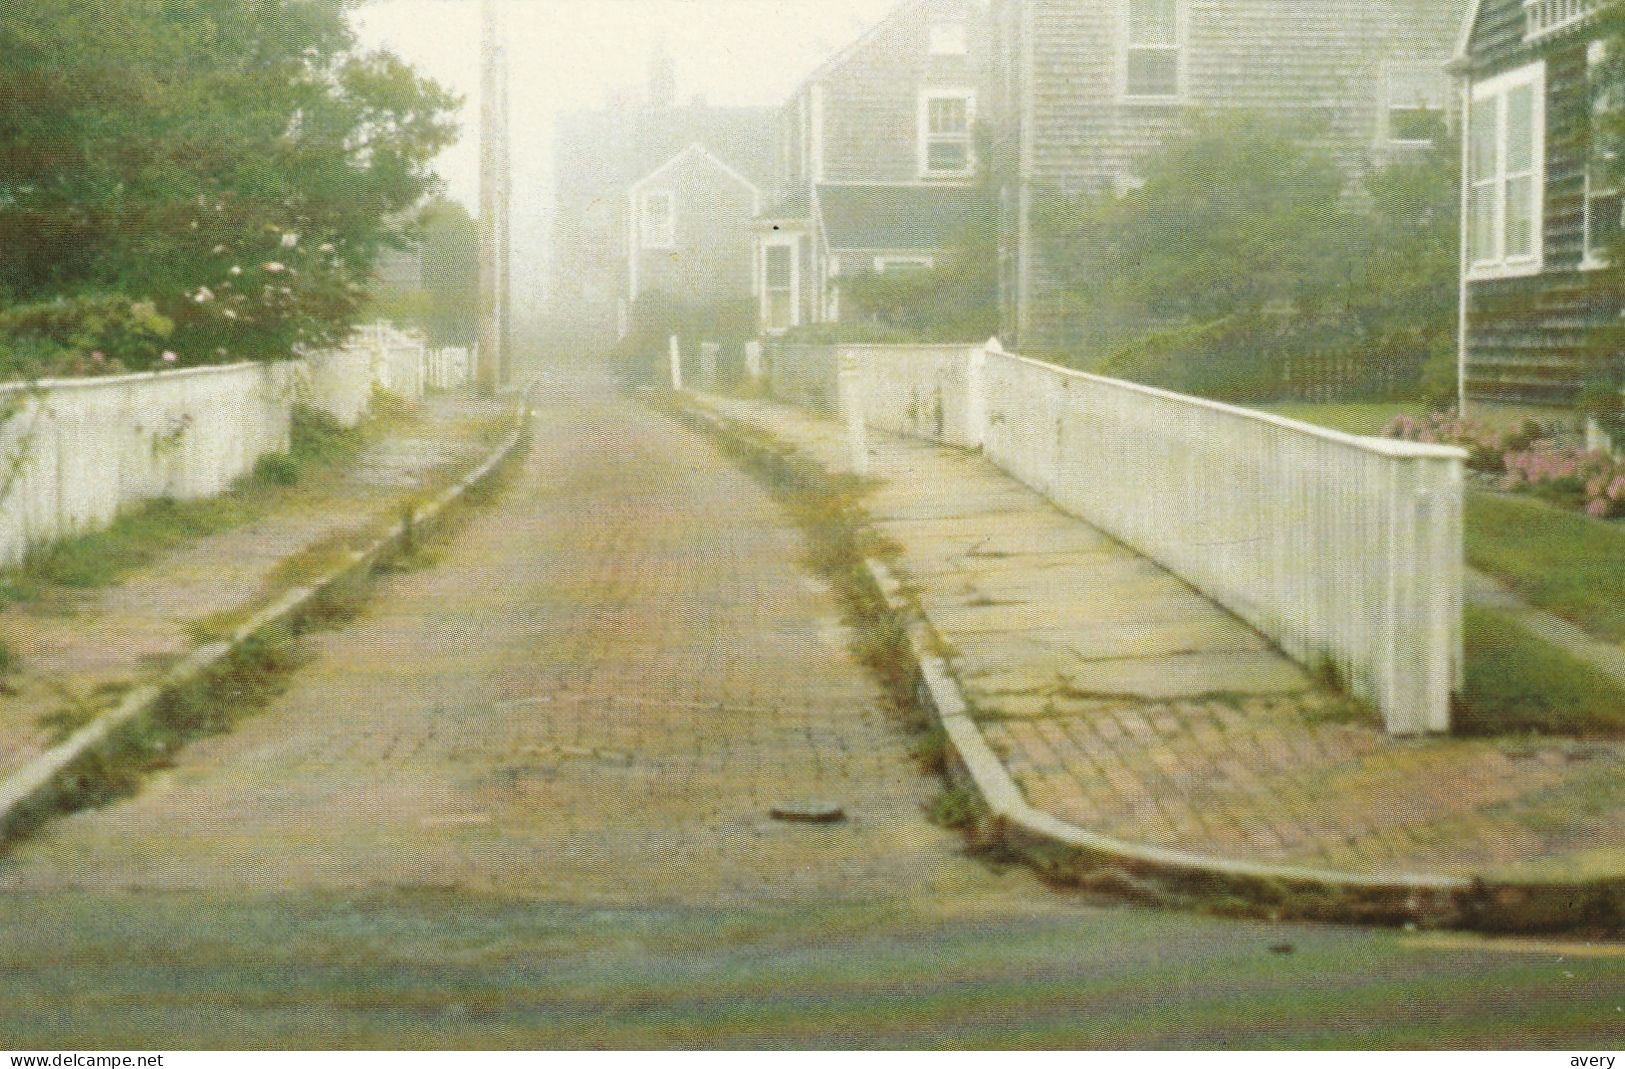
770, 801, 846, 824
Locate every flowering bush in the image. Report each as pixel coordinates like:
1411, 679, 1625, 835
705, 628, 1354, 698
0, 295, 176, 379
1382, 412, 1542, 473
1387, 412, 1625, 519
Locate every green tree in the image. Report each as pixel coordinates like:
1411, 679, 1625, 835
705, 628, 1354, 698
0, 0, 458, 374
368, 197, 480, 347
1035, 111, 1455, 402
833, 212, 999, 343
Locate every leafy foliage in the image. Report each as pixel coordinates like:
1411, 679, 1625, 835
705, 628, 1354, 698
366, 197, 480, 347
1034, 112, 1458, 403
0, 0, 459, 376
833, 213, 999, 343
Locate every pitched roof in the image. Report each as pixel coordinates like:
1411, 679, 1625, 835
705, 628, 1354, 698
631, 143, 761, 197
553, 103, 777, 200
815, 183, 989, 252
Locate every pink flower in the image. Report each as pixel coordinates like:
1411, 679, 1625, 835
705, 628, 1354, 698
161, 350, 178, 363
1610, 475, 1625, 501
1587, 497, 1611, 518
89, 350, 105, 364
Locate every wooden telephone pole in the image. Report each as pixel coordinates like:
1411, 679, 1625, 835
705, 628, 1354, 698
477, 0, 510, 393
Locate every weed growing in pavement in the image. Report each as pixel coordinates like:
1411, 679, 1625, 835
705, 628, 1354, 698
0, 624, 303, 845
927, 785, 980, 829
0, 426, 527, 850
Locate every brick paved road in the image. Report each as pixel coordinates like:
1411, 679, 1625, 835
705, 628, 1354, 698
1, 369, 1621, 1049
0, 370, 1014, 907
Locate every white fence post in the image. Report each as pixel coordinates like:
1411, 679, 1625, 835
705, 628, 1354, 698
967, 339, 993, 449
745, 340, 763, 382
668, 335, 683, 392
837, 349, 868, 477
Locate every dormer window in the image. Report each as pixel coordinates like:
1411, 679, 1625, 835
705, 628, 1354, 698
1124, 0, 1180, 99
929, 22, 968, 56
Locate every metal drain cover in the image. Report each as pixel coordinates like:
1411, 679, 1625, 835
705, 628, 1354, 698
770, 801, 846, 824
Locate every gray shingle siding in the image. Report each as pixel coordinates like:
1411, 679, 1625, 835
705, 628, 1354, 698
995, 0, 1467, 357
1461, 1, 1620, 408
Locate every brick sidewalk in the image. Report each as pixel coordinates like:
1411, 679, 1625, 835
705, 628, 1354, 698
0, 393, 505, 788
696, 392, 1625, 881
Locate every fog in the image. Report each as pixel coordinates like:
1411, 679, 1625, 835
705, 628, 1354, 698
354, 0, 899, 317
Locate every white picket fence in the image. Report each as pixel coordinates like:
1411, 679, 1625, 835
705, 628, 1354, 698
759, 339, 1466, 736
0, 323, 458, 569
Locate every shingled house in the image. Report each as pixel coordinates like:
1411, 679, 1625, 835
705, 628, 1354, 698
989, 0, 1467, 354
1455, 0, 1623, 419
756, 0, 992, 332
627, 144, 762, 316
550, 47, 775, 346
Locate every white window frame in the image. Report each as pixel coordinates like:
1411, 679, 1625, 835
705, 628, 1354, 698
874, 255, 935, 273
929, 22, 968, 56
1120, 0, 1183, 102
1584, 39, 1619, 270
918, 89, 976, 178
1467, 61, 1546, 281
761, 238, 800, 333
639, 190, 675, 250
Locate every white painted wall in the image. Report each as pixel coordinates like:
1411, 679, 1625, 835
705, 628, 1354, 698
0, 327, 437, 569
762, 339, 1467, 736
0, 362, 295, 568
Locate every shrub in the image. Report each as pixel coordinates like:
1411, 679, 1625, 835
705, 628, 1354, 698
253, 453, 302, 487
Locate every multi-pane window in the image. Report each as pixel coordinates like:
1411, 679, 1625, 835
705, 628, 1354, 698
1468, 63, 1544, 275
929, 22, 968, 56
1124, 0, 1179, 98
1585, 40, 1621, 267
639, 191, 674, 249
763, 243, 796, 330
920, 91, 974, 175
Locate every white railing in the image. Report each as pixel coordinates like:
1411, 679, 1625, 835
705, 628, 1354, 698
427, 346, 472, 391
758, 339, 1466, 736
1524, 0, 1599, 42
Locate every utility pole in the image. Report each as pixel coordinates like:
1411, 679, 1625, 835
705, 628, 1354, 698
477, 0, 509, 393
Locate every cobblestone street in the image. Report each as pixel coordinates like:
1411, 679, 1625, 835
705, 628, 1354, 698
0, 367, 1620, 1048
0, 369, 1015, 907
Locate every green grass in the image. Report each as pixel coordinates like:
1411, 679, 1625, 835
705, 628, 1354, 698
1262, 402, 1425, 437
0, 404, 367, 601
1466, 493, 1625, 642
1458, 606, 1625, 738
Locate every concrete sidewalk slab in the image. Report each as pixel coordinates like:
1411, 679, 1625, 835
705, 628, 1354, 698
691, 391, 1625, 899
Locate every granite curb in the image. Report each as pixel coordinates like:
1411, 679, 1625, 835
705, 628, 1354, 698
673, 390, 1625, 934
0, 393, 533, 847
